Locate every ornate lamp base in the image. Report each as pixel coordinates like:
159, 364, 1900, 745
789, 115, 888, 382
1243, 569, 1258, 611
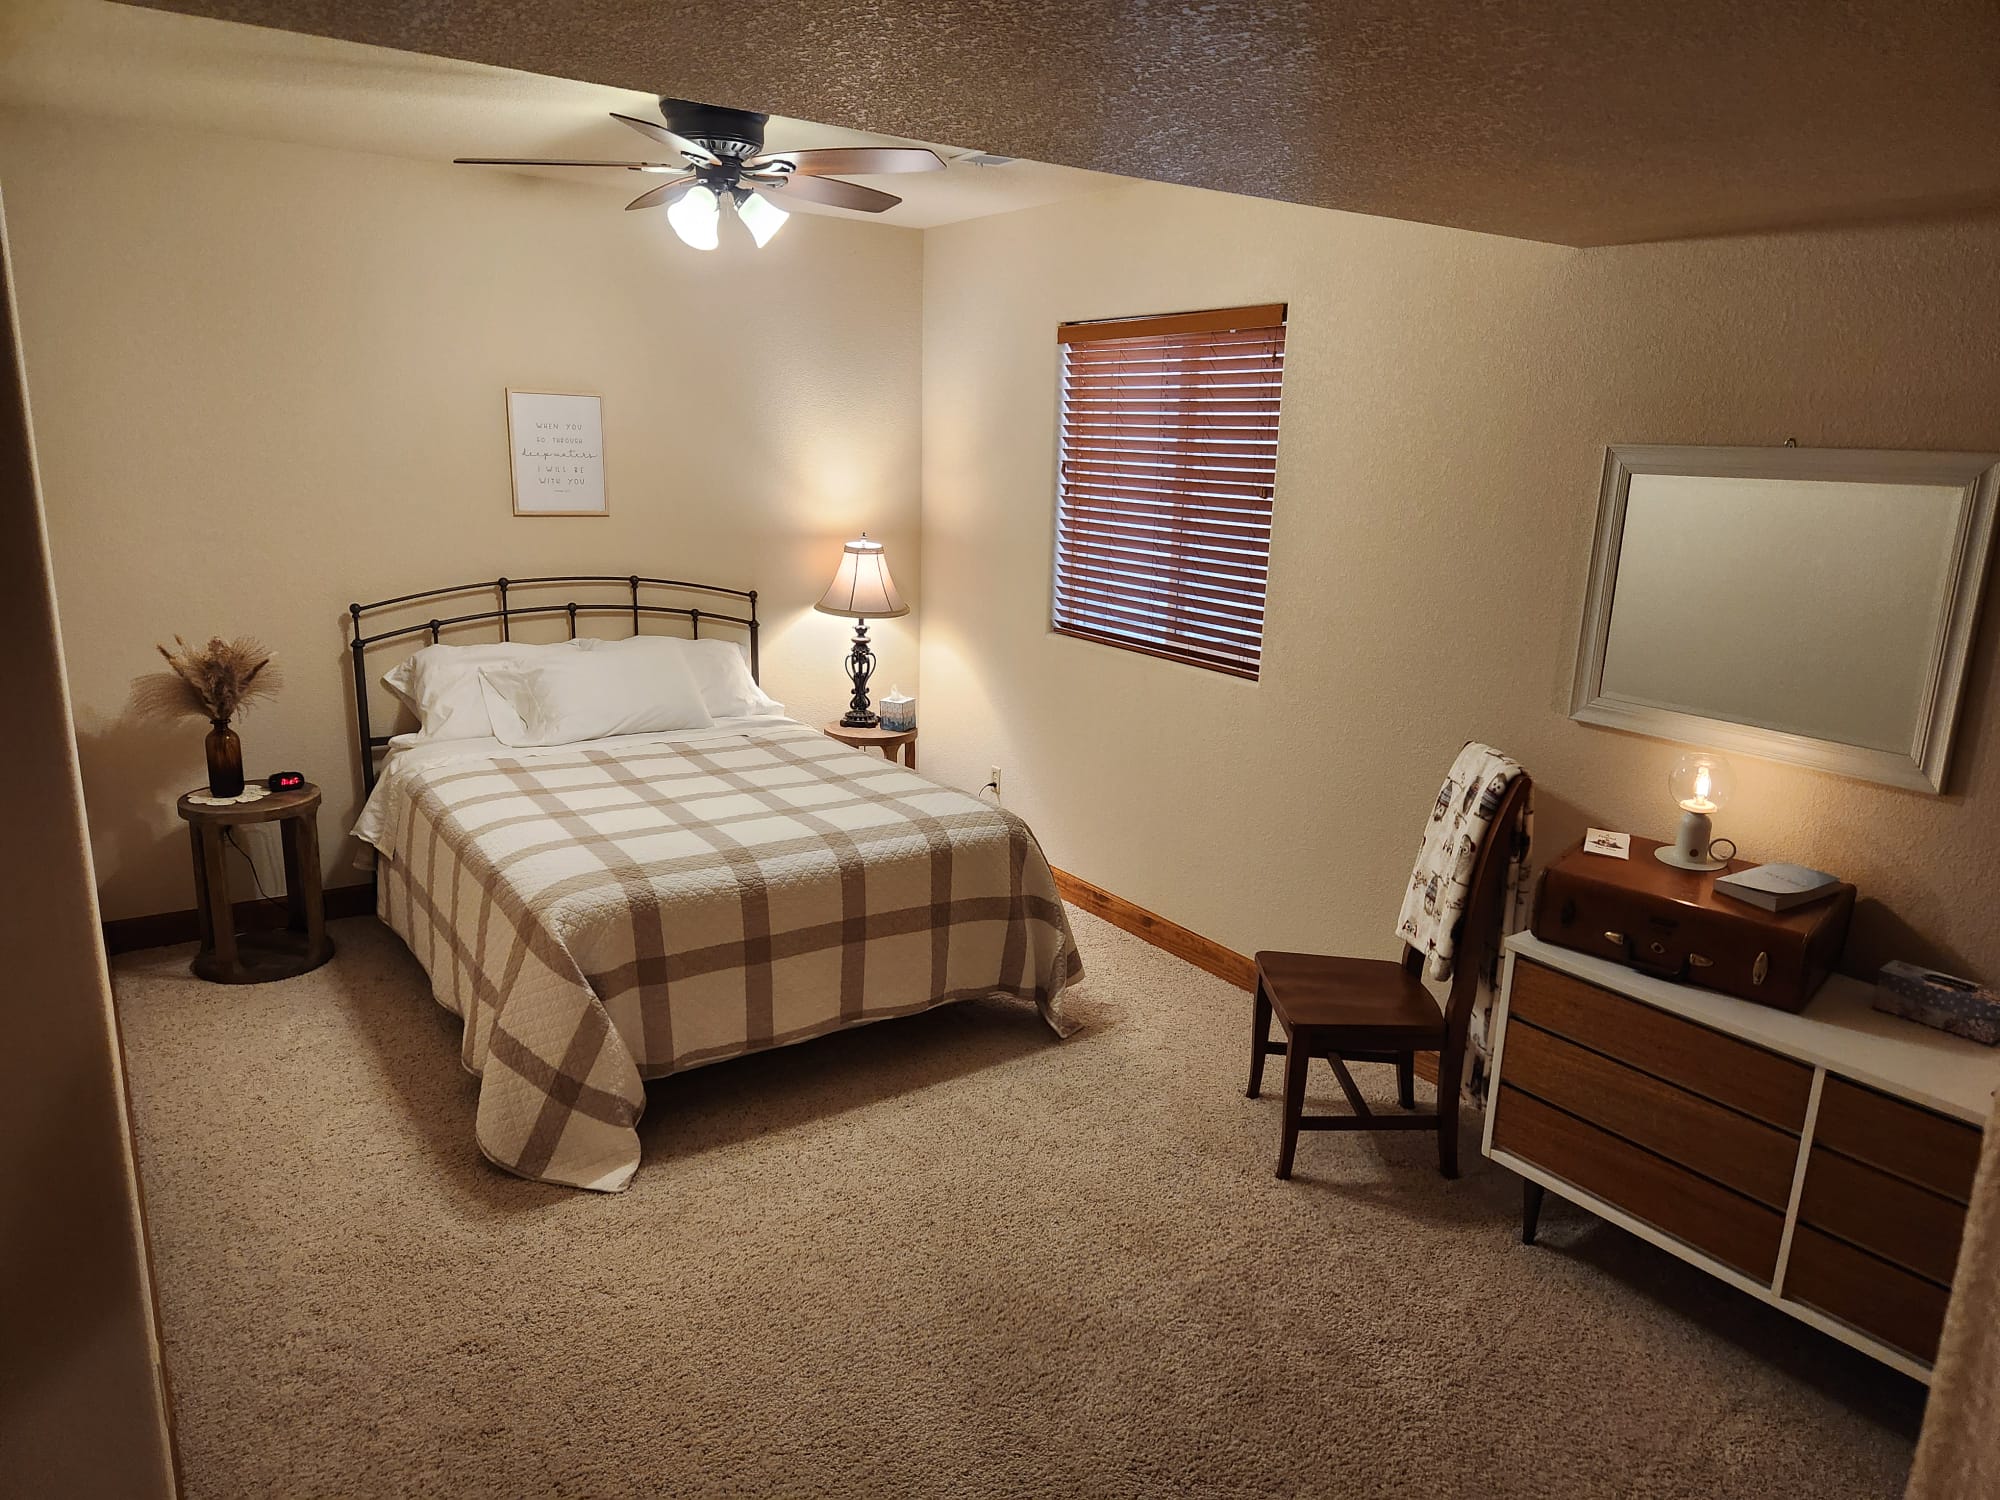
839, 619, 880, 727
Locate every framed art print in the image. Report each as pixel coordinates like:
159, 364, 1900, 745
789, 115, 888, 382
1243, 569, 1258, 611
507, 390, 607, 516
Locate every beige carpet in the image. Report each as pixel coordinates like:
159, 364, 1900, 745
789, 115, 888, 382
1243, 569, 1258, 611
113, 909, 1922, 1498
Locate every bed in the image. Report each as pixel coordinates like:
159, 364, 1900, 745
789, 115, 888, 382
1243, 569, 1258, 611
347, 576, 1081, 1191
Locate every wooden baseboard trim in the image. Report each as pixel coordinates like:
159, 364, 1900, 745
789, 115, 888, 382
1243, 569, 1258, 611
1049, 866, 1440, 1086
103, 882, 374, 955
1050, 867, 1255, 990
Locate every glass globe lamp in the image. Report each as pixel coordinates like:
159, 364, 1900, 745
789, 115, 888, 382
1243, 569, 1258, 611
1656, 751, 1734, 871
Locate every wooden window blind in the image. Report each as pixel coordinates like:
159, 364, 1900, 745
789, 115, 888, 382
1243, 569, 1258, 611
1053, 303, 1286, 680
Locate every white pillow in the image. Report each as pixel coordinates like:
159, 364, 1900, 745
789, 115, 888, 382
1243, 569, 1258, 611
389, 640, 591, 741
382, 655, 419, 714
475, 672, 530, 745
593, 635, 783, 718
479, 650, 714, 747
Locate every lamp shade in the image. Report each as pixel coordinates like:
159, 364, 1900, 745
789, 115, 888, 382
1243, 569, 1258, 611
814, 535, 909, 619
666, 184, 720, 250
736, 190, 790, 248
1667, 751, 1733, 814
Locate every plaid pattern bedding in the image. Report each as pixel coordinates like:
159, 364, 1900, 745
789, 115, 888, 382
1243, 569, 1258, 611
371, 722, 1082, 1190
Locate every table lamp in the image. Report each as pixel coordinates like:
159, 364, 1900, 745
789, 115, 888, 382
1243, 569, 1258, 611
814, 534, 909, 727
1656, 750, 1735, 871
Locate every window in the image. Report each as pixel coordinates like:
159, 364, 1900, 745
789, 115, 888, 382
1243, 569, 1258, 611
1052, 304, 1286, 680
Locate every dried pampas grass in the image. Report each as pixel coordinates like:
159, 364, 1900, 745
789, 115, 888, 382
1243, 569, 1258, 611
134, 635, 282, 724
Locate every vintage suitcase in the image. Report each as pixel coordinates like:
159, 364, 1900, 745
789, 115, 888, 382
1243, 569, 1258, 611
1532, 836, 1854, 1012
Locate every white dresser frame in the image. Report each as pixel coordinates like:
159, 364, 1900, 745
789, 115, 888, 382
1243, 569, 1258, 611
1482, 933, 1999, 1383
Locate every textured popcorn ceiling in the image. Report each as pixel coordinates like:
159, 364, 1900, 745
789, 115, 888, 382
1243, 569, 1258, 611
114, 0, 2000, 246
0, 0, 1125, 228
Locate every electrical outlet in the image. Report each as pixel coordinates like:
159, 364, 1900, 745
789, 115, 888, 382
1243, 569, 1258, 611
988, 765, 1003, 802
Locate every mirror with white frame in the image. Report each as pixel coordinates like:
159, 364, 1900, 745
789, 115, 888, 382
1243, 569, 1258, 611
1571, 445, 1998, 793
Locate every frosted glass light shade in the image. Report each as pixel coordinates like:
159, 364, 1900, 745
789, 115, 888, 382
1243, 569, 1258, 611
814, 536, 909, 619
737, 192, 790, 248
666, 184, 720, 250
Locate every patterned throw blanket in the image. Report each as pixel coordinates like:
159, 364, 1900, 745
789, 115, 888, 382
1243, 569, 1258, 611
370, 723, 1082, 1191
1395, 743, 1534, 1095
1395, 743, 1532, 980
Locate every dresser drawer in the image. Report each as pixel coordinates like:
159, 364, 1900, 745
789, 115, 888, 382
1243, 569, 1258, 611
1813, 1076, 1981, 1204
1500, 1019, 1799, 1207
1509, 961, 1813, 1131
1782, 1225, 1951, 1364
1492, 1085, 1785, 1282
1796, 1146, 1966, 1286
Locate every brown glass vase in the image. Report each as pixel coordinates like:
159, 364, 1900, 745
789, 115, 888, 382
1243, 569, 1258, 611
205, 719, 244, 797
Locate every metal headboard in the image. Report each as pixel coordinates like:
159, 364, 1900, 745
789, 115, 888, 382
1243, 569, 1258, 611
348, 574, 759, 795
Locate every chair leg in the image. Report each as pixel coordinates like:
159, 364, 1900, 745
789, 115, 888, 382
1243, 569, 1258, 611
1276, 1032, 1309, 1180
1246, 978, 1273, 1100
1436, 1068, 1461, 1179
1396, 1052, 1415, 1110
1522, 1179, 1545, 1245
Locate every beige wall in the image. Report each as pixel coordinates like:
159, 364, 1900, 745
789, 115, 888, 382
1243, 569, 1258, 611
11, 101, 2000, 980
0, 190, 176, 1498
919, 180, 2000, 980
0, 108, 925, 921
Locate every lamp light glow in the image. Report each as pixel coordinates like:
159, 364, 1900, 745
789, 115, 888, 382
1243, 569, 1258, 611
1685, 764, 1715, 812
736, 191, 790, 248
666, 184, 720, 250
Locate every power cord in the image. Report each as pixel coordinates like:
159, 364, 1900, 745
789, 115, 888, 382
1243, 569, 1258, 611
223, 825, 290, 912
977, 778, 1000, 802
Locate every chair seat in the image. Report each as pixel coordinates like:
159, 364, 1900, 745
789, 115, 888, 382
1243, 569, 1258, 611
1253, 950, 1446, 1048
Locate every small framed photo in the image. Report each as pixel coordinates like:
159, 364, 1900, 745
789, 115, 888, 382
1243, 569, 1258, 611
506, 389, 607, 516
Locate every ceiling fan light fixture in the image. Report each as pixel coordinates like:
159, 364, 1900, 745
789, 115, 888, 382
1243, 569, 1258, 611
736, 191, 790, 248
457, 100, 941, 251
666, 183, 720, 250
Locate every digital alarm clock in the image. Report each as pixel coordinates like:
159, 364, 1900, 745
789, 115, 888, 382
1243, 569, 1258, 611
267, 771, 306, 792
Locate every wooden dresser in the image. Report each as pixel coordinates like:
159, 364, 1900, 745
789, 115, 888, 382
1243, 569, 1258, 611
1484, 933, 1999, 1382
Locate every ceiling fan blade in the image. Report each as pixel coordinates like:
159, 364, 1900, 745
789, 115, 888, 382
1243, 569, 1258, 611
456, 158, 666, 168
746, 146, 945, 177
772, 174, 902, 214
624, 176, 695, 211
610, 112, 720, 166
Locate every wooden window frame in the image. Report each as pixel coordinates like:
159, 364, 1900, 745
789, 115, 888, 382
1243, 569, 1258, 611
1052, 304, 1286, 681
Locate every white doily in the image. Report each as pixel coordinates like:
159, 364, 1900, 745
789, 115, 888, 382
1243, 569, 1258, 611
188, 785, 271, 807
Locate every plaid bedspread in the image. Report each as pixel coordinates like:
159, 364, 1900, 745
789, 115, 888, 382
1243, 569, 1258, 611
371, 723, 1082, 1190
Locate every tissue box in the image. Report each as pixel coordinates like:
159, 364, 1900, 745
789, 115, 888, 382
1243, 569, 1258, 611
1874, 961, 2000, 1046
878, 692, 916, 732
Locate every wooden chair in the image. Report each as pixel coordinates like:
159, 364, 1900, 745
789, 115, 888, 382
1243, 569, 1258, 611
1247, 772, 1532, 1180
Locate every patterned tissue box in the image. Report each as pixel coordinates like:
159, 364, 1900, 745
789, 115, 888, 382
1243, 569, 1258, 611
877, 692, 916, 732
1874, 961, 2000, 1046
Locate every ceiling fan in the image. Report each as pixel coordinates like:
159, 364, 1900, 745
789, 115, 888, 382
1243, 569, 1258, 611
455, 97, 945, 250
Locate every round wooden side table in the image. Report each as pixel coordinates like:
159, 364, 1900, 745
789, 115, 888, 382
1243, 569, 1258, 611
823, 722, 918, 768
175, 782, 335, 984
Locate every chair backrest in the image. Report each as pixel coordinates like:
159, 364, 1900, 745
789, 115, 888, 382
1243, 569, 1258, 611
1402, 770, 1533, 1067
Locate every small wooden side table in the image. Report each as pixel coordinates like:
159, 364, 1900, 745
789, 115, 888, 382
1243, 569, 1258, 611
175, 782, 335, 984
823, 722, 918, 768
